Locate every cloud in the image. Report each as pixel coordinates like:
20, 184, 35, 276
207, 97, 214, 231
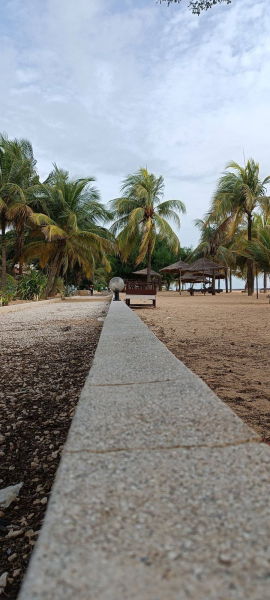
0, 0, 270, 246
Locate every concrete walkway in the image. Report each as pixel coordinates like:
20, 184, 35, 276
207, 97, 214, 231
19, 301, 270, 600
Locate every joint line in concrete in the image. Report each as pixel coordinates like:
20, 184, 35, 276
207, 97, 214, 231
64, 437, 261, 456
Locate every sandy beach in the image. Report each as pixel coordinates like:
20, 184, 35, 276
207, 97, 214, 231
136, 292, 270, 441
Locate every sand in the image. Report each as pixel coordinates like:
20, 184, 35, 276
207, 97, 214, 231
135, 291, 270, 441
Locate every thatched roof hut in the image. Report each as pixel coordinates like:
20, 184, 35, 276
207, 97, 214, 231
160, 260, 189, 273
160, 260, 192, 295
185, 258, 226, 279
132, 268, 161, 278
181, 273, 210, 284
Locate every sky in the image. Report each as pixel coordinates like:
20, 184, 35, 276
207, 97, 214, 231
1, 0, 270, 250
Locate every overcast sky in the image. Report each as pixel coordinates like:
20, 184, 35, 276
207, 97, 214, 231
1, 0, 270, 248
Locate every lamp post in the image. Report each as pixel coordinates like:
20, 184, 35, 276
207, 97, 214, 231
109, 277, 125, 301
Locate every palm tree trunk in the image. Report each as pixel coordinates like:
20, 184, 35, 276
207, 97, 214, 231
147, 245, 151, 283
1, 217, 7, 290
247, 213, 254, 296
50, 271, 61, 297
45, 252, 61, 297
15, 223, 25, 276
263, 271, 268, 293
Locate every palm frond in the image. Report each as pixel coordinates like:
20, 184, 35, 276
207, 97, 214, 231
29, 212, 53, 227
237, 226, 270, 272
154, 213, 180, 253
22, 241, 57, 268
158, 199, 186, 217
110, 168, 184, 268
42, 224, 67, 241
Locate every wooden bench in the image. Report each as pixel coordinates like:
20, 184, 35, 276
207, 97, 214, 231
125, 281, 157, 307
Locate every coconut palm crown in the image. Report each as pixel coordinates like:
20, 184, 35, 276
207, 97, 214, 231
237, 225, 270, 293
23, 167, 114, 297
211, 159, 270, 295
111, 168, 186, 281
0, 135, 50, 287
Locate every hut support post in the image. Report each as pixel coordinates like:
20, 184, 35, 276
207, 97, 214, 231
225, 268, 228, 293
212, 270, 216, 295
179, 270, 182, 295
229, 269, 232, 293
256, 268, 259, 299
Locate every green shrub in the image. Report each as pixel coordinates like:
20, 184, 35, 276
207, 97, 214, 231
94, 267, 108, 291
0, 293, 12, 306
64, 284, 76, 297
17, 270, 48, 300
0, 275, 17, 306
6, 274, 17, 294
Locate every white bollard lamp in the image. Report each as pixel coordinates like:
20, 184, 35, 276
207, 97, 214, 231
109, 277, 125, 301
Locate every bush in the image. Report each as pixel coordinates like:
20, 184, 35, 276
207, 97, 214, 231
0, 292, 13, 306
93, 267, 109, 291
6, 274, 17, 294
0, 275, 17, 306
17, 270, 48, 300
64, 284, 77, 297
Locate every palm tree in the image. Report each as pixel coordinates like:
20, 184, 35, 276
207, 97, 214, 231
111, 168, 186, 282
211, 159, 270, 295
250, 214, 270, 292
194, 216, 235, 258
239, 226, 270, 291
23, 167, 114, 297
8, 140, 48, 274
259, 197, 270, 225
0, 137, 31, 287
253, 200, 270, 291
43, 165, 112, 234
0, 135, 49, 287
193, 216, 241, 291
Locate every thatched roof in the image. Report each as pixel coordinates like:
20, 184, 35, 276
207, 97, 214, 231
132, 268, 161, 278
181, 273, 210, 284
185, 258, 226, 273
160, 260, 190, 273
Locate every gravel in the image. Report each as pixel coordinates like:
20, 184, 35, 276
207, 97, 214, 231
0, 300, 109, 599
1, 301, 106, 348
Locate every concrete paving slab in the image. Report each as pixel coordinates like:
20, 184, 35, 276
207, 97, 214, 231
89, 330, 185, 385
98, 301, 149, 331
19, 443, 270, 600
68, 378, 258, 451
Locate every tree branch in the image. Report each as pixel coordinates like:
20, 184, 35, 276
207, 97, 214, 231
159, 0, 232, 15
